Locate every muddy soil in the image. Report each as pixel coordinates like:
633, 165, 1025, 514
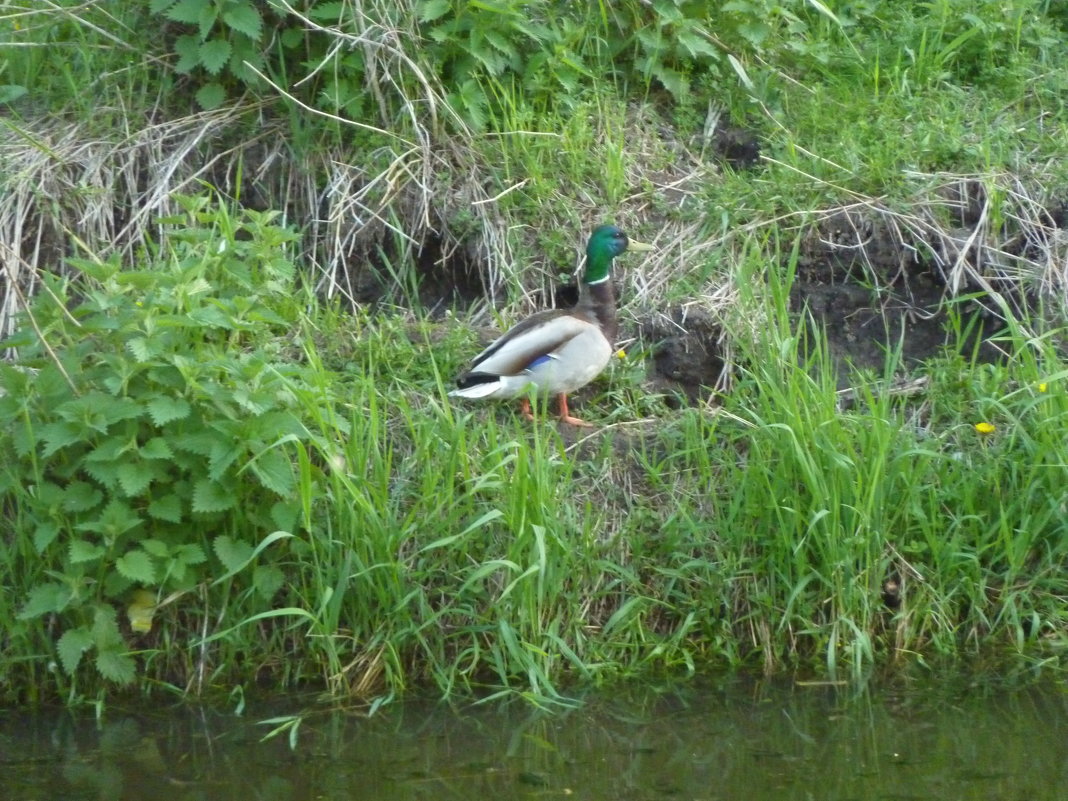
639, 207, 1013, 402
790, 208, 1005, 382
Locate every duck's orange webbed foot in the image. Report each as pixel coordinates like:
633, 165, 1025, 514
557, 394, 594, 427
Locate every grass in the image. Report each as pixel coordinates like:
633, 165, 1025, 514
1, 1, 1067, 707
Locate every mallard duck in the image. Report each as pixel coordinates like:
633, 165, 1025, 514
449, 225, 654, 426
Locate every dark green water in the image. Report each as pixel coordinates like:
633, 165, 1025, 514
3, 678, 1066, 800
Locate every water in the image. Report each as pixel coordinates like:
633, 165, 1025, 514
2, 677, 1066, 800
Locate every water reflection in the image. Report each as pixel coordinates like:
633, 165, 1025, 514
2, 677, 1066, 800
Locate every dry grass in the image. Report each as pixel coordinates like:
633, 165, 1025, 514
3, 68, 1066, 357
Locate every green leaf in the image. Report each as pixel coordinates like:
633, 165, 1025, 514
96, 649, 137, 685
213, 534, 253, 573
82, 459, 122, 489
233, 386, 270, 415
253, 565, 285, 600
126, 336, 157, 362
68, 256, 120, 282
166, 0, 209, 24
193, 478, 235, 513
141, 538, 171, 558
64, 481, 103, 512
150, 0, 176, 13
117, 462, 154, 497
222, 1, 263, 40
140, 437, 174, 460
208, 438, 241, 480
177, 543, 208, 565
33, 521, 61, 554
196, 82, 226, 110
148, 493, 184, 523
250, 448, 294, 496
57, 627, 94, 675
18, 582, 73, 619
270, 500, 299, 532
104, 568, 133, 598
116, 549, 157, 583
484, 30, 519, 59
56, 394, 140, 428
147, 396, 191, 426
37, 482, 66, 509
85, 435, 130, 462
280, 27, 303, 48
198, 0, 219, 39
174, 34, 201, 73
0, 327, 37, 352
40, 421, 83, 456
170, 557, 190, 582
0, 84, 28, 104
309, 2, 344, 22
676, 28, 719, 60
75, 499, 141, 539
69, 539, 106, 564
199, 38, 232, 75
187, 305, 234, 329
148, 364, 185, 390
737, 21, 770, 46
651, 63, 689, 99
92, 605, 124, 648
418, 0, 451, 23
12, 421, 36, 457
174, 430, 216, 456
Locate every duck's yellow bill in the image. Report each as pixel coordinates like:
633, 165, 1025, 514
627, 240, 655, 252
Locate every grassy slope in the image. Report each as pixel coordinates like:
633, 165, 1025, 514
0, 1, 1066, 706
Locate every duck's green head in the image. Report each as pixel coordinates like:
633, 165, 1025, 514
584, 225, 654, 284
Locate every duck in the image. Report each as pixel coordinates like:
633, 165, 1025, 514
449, 224, 654, 426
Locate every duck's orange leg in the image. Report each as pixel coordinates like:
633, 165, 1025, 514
557, 393, 593, 427
518, 397, 536, 421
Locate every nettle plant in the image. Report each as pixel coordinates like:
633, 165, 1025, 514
150, 0, 279, 109
0, 197, 329, 686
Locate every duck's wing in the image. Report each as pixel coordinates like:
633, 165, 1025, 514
466, 310, 599, 378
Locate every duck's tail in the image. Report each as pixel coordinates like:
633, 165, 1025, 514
448, 373, 504, 398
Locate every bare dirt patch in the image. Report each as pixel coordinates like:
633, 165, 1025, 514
637, 179, 1068, 402
790, 207, 1005, 383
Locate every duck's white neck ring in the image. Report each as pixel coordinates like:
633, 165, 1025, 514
585, 274, 610, 285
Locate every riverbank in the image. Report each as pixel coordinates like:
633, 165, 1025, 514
1, 1, 1066, 706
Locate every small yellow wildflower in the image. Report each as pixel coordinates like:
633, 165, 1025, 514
974, 422, 995, 435
616, 349, 627, 359
1038, 382, 1048, 393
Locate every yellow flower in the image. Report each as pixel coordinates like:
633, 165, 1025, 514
616, 349, 627, 359
1038, 382, 1048, 393
974, 422, 995, 434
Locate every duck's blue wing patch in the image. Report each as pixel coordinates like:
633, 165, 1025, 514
523, 354, 555, 372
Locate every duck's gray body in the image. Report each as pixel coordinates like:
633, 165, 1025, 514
449, 306, 612, 400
